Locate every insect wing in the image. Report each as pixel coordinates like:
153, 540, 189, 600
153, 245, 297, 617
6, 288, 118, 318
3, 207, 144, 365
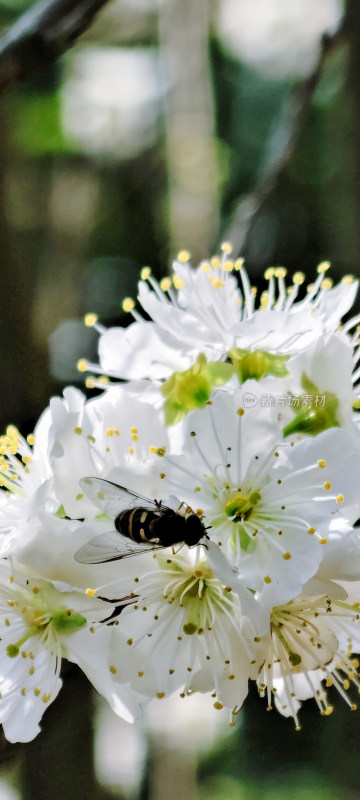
74, 530, 164, 563
79, 477, 158, 516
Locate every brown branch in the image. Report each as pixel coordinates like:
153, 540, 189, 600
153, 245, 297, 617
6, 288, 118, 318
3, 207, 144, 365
223, 21, 347, 257
0, 0, 112, 92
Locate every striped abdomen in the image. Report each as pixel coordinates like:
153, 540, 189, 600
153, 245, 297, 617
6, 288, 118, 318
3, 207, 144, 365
115, 507, 162, 543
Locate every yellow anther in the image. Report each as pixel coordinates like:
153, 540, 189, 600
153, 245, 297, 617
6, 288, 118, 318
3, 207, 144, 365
173, 274, 185, 289
212, 278, 225, 289
85, 588, 96, 597
221, 241, 233, 254
260, 291, 269, 309
321, 278, 333, 290
130, 427, 138, 434
200, 261, 210, 272
42, 693, 51, 703
6, 425, 19, 439
76, 494, 84, 501
9, 576, 13, 584
317, 459, 326, 468
320, 538, 328, 545
293, 272, 305, 285
156, 447, 166, 457
32, 587, 39, 594
149, 446, 158, 454
264, 267, 275, 280
106, 428, 114, 437
27, 434, 35, 446
157, 692, 165, 699
84, 313, 98, 327
274, 267, 287, 278
138, 671, 144, 677
323, 482, 332, 491
127, 638, 133, 646
160, 277, 172, 292
282, 552, 292, 560
317, 261, 331, 274
342, 275, 354, 285
87, 435, 95, 443
234, 258, 244, 270
85, 377, 95, 390
306, 283, 314, 293
307, 527, 316, 535
237, 408, 245, 416
131, 434, 139, 442
223, 260, 234, 272
336, 494, 344, 503
21, 688, 26, 696
264, 576, 272, 584
210, 257, 222, 269
29, 666, 35, 675
128, 448, 134, 455
213, 702, 223, 710
33, 688, 40, 696
122, 297, 135, 313
22, 456, 32, 464
324, 706, 333, 716
109, 665, 117, 674
77, 359, 88, 373
177, 250, 190, 263
140, 266, 151, 280
74, 427, 82, 435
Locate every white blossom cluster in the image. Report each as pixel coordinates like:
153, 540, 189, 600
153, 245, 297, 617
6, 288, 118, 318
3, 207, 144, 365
2, 244, 360, 742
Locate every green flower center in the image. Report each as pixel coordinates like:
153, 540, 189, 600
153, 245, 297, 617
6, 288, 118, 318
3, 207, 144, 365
161, 354, 234, 425
6, 585, 86, 658
283, 372, 340, 438
159, 559, 234, 636
228, 348, 289, 382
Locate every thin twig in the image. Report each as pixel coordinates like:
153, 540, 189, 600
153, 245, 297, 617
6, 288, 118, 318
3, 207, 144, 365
223, 22, 346, 257
0, 0, 112, 92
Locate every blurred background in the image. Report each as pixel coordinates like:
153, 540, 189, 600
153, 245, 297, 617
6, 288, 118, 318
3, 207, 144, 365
0, 0, 359, 797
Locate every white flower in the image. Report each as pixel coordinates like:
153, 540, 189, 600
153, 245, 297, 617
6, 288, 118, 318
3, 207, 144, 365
0, 561, 141, 742
82, 250, 358, 384
256, 580, 360, 729
151, 387, 360, 605
0, 417, 56, 556
104, 548, 268, 721
47, 385, 170, 519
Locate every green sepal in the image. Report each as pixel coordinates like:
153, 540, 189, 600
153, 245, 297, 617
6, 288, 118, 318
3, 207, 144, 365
228, 348, 289, 383
161, 354, 234, 426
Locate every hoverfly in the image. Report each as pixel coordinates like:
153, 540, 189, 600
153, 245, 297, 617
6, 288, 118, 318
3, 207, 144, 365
74, 477, 210, 564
